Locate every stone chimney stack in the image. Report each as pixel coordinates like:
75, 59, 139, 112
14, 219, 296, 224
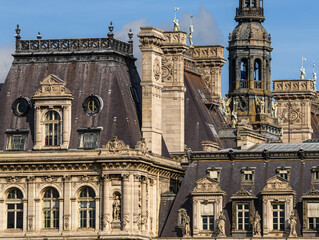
138, 27, 165, 155
161, 31, 188, 153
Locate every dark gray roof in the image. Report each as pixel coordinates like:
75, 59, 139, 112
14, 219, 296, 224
249, 142, 319, 152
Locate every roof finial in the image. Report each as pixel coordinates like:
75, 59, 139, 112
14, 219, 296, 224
37, 32, 42, 40
128, 29, 133, 44
173, 6, 180, 31
300, 57, 307, 79
188, 13, 194, 47
15, 24, 21, 40
107, 21, 114, 39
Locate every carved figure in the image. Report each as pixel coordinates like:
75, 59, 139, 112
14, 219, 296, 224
231, 110, 238, 128
188, 14, 194, 47
221, 98, 229, 118
113, 195, 121, 221
173, 6, 180, 31
217, 211, 226, 236
255, 96, 265, 114
313, 62, 317, 91
289, 211, 297, 237
300, 57, 307, 79
183, 213, 191, 236
253, 211, 261, 236
280, 128, 284, 136
225, 97, 232, 117
272, 101, 278, 118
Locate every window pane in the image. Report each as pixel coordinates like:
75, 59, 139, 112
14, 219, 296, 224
17, 211, 23, 229
8, 204, 14, 210
7, 212, 14, 228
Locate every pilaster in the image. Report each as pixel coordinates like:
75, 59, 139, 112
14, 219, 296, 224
138, 27, 165, 155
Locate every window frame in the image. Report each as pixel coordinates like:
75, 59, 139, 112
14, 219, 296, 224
241, 167, 255, 185
6, 188, 23, 230
44, 111, 61, 147
78, 187, 96, 229
5, 129, 29, 151
77, 127, 102, 149
42, 188, 59, 229
236, 203, 250, 231
272, 203, 285, 231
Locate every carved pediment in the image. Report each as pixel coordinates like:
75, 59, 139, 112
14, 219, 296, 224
192, 176, 225, 195
231, 188, 256, 199
262, 176, 295, 194
103, 136, 130, 152
33, 74, 72, 97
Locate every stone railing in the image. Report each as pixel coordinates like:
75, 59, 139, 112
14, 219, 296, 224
190, 46, 224, 60
273, 79, 314, 93
236, 7, 264, 17
16, 37, 133, 56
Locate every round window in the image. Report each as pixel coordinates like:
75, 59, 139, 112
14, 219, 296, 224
82, 94, 103, 116
11, 97, 32, 117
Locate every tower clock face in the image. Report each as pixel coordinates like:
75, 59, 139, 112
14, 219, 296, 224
82, 95, 103, 116
11, 97, 32, 117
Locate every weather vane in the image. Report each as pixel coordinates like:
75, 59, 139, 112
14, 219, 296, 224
173, 6, 180, 31
188, 13, 194, 47
300, 56, 307, 79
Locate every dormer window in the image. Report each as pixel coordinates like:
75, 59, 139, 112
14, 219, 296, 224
276, 166, 291, 181
6, 129, 29, 151
241, 167, 255, 185
77, 127, 102, 149
206, 167, 222, 182
45, 111, 61, 146
312, 167, 319, 183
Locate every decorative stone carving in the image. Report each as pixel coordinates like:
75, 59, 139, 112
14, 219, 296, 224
33, 74, 72, 97
262, 175, 294, 192
6, 177, 21, 183
253, 211, 261, 237
135, 138, 148, 154
113, 195, 121, 221
103, 214, 110, 229
103, 136, 129, 152
28, 217, 33, 230
289, 211, 297, 237
217, 211, 226, 237
153, 57, 161, 81
64, 216, 70, 230
161, 56, 174, 82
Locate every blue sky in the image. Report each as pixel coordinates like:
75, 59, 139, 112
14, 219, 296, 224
0, 0, 318, 96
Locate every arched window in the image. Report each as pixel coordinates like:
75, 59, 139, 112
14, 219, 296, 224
254, 59, 262, 89
252, 0, 257, 7
7, 188, 23, 229
45, 111, 61, 146
43, 188, 59, 229
245, 0, 250, 7
79, 187, 96, 228
240, 59, 248, 88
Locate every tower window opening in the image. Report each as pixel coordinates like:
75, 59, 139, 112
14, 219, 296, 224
245, 0, 250, 8
252, 0, 257, 8
240, 59, 248, 88
254, 59, 262, 89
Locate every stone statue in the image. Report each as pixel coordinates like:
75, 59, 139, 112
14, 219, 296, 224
255, 96, 265, 114
113, 195, 121, 221
253, 211, 261, 237
188, 14, 194, 47
280, 127, 284, 136
217, 211, 226, 236
225, 97, 232, 117
231, 110, 238, 128
183, 213, 191, 236
272, 101, 278, 118
289, 211, 297, 237
300, 57, 307, 79
173, 6, 180, 31
313, 62, 317, 91
221, 98, 229, 118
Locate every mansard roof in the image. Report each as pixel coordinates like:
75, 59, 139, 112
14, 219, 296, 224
0, 35, 142, 150
160, 144, 319, 237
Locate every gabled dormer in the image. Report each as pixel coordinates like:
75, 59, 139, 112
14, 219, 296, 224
32, 74, 74, 150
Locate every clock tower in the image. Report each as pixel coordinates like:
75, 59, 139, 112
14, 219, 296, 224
227, 0, 280, 139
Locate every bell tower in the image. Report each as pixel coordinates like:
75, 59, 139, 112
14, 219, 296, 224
227, 0, 280, 140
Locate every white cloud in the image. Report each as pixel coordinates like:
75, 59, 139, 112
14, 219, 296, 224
0, 42, 14, 83
114, 18, 148, 78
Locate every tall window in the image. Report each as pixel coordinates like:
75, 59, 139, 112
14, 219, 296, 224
240, 59, 248, 88
307, 203, 319, 230
252, 0, 257, 7
245, 0, 250, 7
201, 203, 214, 231
45, 111, 61, 146
272, 203, 285, 231
79, 187, 96, 228
7, 188, 23, 229
237, 204, 250, 230
43, 188, 59, 229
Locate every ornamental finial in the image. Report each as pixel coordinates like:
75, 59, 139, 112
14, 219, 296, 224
128, 29, 133, 44
107, 21, 114, 38
15, 24, 21, 39
188, 13, 194, 47
37, 32, 42, 40
300, 57, 307, 79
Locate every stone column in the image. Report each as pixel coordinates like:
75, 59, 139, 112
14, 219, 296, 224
133, 175, 141, 232
122, 173, 131, 231
141, 176, 147, 232
138, 27, 165, 155
61, 105, 71, 149
34, 107, 42, 149
59, 198, 64, 232
249, 57, 254, 89
27, 177, 35, 231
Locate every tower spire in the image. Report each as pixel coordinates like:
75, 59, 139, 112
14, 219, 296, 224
235, 0, 265, 22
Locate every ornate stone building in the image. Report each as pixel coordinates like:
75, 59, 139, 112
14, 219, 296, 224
1, 0, 319, 239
